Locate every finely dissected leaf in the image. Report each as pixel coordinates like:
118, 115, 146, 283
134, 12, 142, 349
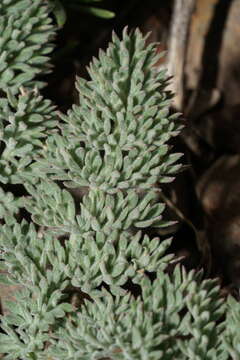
221, 296, 240, 359
0, 19, 237, 360
0, 221, 72, 358
0, 90, 58, 183
24, 181, 78, 234
49, 268, 225, 360
0, 187, 23, 224
0, 0, 56, 93
35, 28, 182, 192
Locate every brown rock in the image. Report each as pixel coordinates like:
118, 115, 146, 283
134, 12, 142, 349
197, 154, 240, 219
195, 104, 240, 153
196, 155, 240, 284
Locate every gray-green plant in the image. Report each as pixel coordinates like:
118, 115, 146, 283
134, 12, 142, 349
0, 0, 55, 94
0, 1, 239, 359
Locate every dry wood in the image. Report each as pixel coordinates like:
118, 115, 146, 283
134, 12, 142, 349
167, 0, 196, 110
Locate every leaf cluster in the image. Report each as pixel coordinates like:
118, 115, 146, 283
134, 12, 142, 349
0, 5, 239, 359
0, 0, 55, 94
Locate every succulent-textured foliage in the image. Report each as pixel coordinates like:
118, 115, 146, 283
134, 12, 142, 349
223, 296, 240, 358
0, 187, 23, 225
0, 0, 55, 93
0, 90, 58, 183
0, 9, 240, 359
23, 182, 174, 294
0, 222, 72, 359
50, 269, 224, 360
35, 29, 182, 192
27, 29, 183, 297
